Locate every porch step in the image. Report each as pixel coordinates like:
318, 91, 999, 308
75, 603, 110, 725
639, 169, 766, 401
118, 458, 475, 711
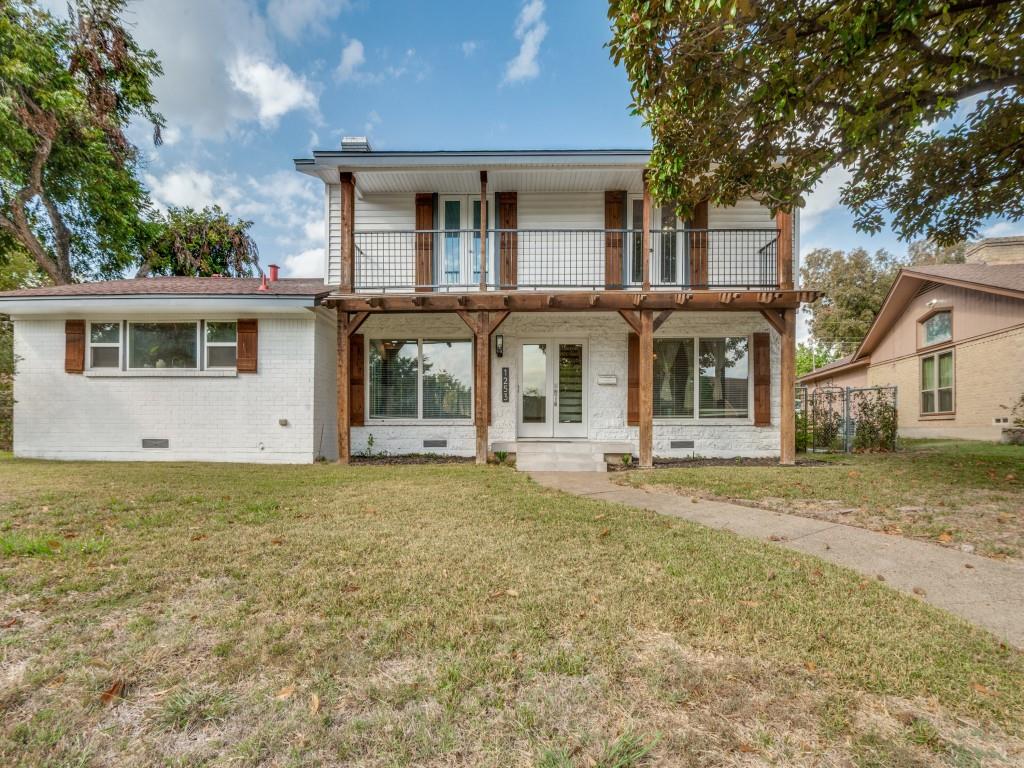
510, 441, 609, 473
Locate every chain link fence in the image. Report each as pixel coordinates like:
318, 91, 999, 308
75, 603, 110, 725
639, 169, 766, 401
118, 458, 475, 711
796, 385, 898, 453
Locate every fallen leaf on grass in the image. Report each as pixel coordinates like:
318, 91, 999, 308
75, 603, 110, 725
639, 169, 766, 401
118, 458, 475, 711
738, 743, 756, 753
964, 563, 974, 569
276, 685, 295, 700
1, 617, 18, 628
804, 660, 817, 672
271, 538, 284, 545
594, 514, 607, 521
190, 533, 206, 542
488, 588, 519, 600
598, 528, 610, 538
847, 470, 861, 479
100, 679, 125, 705
937, 532, 953, 543
971, 682, 992, 696
309, 693, 320, 714
912, 587, 926, 596
768, 534, 785, 542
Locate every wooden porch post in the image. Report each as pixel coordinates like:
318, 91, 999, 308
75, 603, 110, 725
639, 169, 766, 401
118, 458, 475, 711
641, 172, 652, 291
336, 310, 369, 465
479, 171, 488, 292
779, 307, 796, 465
639, 308, 654, 468
775, 209, 794, 290
339, 172, 356, 293
474, 312, 489, 464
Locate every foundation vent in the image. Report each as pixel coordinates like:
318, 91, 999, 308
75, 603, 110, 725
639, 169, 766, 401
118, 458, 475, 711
142, 438, 169, 449
670, 440, 695, 449
423, 439, 448, 449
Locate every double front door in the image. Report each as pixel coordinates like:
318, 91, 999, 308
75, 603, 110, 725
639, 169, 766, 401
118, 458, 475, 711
518, 340, 587, 438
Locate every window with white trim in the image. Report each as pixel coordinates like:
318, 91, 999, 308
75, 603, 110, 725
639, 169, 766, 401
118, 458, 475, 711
88, 322, 121, 369
653, 336, 750, 419
205, 322, 238, 368
921, 349, 954, 415
368, 338, 473, 421
128, 322, 199, 370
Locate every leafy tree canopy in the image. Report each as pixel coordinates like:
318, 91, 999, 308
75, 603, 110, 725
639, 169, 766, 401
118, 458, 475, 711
609, 0, 1024, 245
796, 342, 841, 377
0, 0, 163, 283
137, 206, 261, 278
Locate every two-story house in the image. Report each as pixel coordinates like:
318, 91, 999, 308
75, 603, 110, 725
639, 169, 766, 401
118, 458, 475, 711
0, 141, 817, 469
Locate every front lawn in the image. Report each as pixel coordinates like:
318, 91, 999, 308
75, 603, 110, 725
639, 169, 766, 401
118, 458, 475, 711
0, 458, 1022, 766
619, 440, 1024, 560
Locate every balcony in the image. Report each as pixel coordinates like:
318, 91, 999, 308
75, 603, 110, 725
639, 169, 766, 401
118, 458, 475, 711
352, 228, 781, 292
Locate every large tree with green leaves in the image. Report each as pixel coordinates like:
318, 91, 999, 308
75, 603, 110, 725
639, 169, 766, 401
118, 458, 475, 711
609, 0, 1024, 244
137, 206, 261, 278
0, 0, 164, 283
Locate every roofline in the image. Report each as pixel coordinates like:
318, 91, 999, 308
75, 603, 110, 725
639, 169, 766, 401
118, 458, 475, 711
901, 267, 1024, 301
0, 294, 325, 317
294, 148, 652, 173
797, 357, 871, 384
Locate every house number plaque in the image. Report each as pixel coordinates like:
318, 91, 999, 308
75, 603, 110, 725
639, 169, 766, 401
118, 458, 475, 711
501, 367, 510, 403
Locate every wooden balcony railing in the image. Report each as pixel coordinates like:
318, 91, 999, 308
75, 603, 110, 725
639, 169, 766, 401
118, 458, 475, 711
351, 228, 782, 292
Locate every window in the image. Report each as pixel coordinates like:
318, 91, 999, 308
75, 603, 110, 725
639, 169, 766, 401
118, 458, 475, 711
629, 198, 645, 284
699, 337, 750, 418
368, 338, 474, 421
128, 322, 198, 369
653, 338, 694, 418
922, 310, 952, 346
206, 322, 237, 368
88, 322, 121, 369
921, 350, 954, 414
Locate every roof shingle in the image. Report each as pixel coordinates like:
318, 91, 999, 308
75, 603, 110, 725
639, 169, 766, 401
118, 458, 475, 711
0, 276, 331, 299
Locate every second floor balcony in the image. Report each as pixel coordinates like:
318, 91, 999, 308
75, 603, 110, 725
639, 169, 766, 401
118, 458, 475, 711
352, 227, 782, 292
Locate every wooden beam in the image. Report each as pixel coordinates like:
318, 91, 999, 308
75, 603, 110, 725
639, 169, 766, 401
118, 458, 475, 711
455, 310, 479, 335
652, 309, 673, 332
673, 292, 692, 307
336, 311, 352, 464
779, 308, 797, 465
346, 311, 370, 336
339, 172, 356, 293
641, 172, 651, 291
485, 310, 510, 337
479, 171, 488, 291
632, 293, 644, 307
639, 309, 654, 468
473, 311, 490, 465
546, 295, 558, 308
759, 309, 786, 336
589, 294, 600, 307
776, 210, 794, 290
617, 309, 642, 334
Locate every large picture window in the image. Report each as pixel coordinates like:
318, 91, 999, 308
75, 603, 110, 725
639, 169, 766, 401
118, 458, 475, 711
652, 336, 750, 419
653, 338, 694, 418
921, 350, 954, 414
369, 338, 473, 421
422, 340, 473, 419
128, 322, 198, 370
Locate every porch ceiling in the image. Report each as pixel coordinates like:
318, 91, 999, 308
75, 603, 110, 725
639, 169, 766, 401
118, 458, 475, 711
351, 167, 645, 194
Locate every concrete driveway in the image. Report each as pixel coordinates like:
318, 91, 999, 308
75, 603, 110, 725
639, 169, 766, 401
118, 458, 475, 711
530, 471, 1024, 649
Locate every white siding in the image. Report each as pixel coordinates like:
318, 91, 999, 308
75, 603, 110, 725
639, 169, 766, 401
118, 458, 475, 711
514, 192, 606, 288
13, 315, 322, 463
327, 184, 341, 286
707, 199, 788, 288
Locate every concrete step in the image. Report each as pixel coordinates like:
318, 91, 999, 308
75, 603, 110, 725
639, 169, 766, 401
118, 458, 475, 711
514, 441, 601, 455
513, 444, 608, 473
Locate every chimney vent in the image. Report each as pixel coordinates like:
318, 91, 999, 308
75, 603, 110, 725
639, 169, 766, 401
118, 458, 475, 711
341, 136, 372, 152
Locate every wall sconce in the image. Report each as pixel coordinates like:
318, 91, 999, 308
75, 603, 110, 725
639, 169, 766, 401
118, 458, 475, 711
495, 334, 504, 358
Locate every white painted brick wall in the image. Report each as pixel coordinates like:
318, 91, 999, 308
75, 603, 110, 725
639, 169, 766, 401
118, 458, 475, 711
352, 311, 781, 458
13, 315, 322, 463
313, 307, 339, 460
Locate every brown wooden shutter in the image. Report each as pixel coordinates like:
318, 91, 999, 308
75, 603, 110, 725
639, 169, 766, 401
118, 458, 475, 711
753, 332, 771, 426
604, 191, 626, 289
627, 332, 639, 426
65, 319, 85, 373
496, 191, 517, 289
236, 319, 258, 373
415, 193, 434, 292
689, 199, 709, 287
350, 333, 365, 426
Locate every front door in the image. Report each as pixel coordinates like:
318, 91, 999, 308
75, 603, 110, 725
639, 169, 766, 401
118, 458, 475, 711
518, 340, 587, 438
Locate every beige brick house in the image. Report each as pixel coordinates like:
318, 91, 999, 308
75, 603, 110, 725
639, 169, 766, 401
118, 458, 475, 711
798, 237, 1024, 440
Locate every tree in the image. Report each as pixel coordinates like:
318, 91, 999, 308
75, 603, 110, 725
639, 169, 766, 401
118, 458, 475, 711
906, 238, 967, 266
0, 0, 164, 283
796, 342, 841, 377
137, 206, 261, 278
609, 1, 1024, 245
800, 247, 899, 351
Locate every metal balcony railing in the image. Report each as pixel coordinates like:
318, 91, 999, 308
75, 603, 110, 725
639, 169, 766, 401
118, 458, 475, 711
353, 228, 781, 292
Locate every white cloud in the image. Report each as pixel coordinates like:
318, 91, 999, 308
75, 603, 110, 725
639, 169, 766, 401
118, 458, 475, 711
267, 0, 348, 41
504, 1, 548, 84
228, 54, 318, 127
801, 166, 852, 232
364, 110, 382, 136
145, 168, 221, 211
982, 220, 1024, 238
336, 39, 366, 81
461, 40, 478, 57
281, 248, 325, 278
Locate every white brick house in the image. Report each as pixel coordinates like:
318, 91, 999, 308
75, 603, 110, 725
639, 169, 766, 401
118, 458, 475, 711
0, 145, 817, 469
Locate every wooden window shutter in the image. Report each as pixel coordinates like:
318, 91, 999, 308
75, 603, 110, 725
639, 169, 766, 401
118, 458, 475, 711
604, 191, 626, 289
415, 193, 434, 292
496, 191, 517, 288
350, 333, 365, 426
236, 319, 258, 373
65, 319, 85, 373
627, 332, 639, 426
753, 332, 771, 426
688, 199, 709, 287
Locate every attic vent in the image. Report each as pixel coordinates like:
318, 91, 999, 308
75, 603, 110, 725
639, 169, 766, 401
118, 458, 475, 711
341, 136, 372, 152
423, 439, 447, 449
670, 440, 695, 449
142, 438, 169, 449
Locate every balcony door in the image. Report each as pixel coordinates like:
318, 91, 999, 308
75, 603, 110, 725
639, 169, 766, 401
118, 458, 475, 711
626, 197, 689, 287
438, 195, 491, 289
518, 340, 588, 438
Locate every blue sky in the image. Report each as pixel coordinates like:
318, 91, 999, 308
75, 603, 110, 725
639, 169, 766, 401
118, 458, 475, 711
39, 0, 1024, 284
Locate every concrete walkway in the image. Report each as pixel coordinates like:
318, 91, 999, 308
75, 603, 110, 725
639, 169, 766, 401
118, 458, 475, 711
530, 471, 1024, 648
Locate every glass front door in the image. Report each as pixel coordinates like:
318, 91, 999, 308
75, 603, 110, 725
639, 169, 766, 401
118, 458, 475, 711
518, 340, 587, 438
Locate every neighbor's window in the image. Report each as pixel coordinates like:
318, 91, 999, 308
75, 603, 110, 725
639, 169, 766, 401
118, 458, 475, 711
369, 339, 419, 419
921, 350, 954, 414
922, 310, 952, 346
205, 321, 237, 368
128, 322, 198, 369
422, 340, 473, 419
88, 322, 121, 369
653, 338, 694, 418
699, 337, 750, 418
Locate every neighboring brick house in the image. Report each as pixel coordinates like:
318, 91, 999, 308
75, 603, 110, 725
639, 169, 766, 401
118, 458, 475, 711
798, 238, 1024, 440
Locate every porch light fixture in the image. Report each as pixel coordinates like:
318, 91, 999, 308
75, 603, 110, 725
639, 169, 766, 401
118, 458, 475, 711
495, 334, 504, 358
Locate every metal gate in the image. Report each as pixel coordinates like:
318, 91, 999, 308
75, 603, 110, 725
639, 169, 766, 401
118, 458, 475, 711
796, 385, 898, 453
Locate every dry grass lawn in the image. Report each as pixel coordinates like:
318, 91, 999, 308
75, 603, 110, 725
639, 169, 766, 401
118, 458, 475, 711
0, 456, 1022, 767
618, 440, 1024, 561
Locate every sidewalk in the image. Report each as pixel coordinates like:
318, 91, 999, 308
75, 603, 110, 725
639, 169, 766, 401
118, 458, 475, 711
529, 471, 1024, 648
